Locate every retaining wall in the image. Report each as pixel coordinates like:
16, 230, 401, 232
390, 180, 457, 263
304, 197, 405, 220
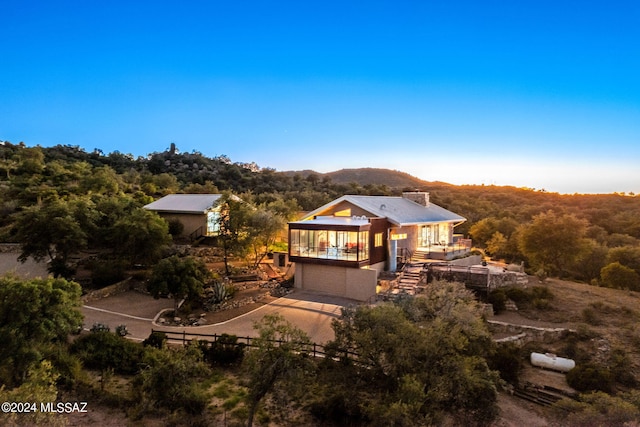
81, 277, 139, 304
489, 320, 574, 344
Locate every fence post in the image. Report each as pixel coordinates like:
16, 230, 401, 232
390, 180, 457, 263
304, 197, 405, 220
182, 330, 186, 346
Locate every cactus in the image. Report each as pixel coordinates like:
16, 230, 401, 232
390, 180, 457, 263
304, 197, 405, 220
210, 281, 230, 304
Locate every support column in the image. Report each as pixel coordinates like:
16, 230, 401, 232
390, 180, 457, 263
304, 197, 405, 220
389, 239, 397, 272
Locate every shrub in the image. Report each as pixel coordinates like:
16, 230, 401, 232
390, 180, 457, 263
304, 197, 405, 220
600, 262, 640, 291
504, 287, 529, 305
167, 218, 184, 237
143, 331, 168, 349
552, 391, 640, 426
70, 331, 144, 375
90, 259, 127, 287
504, 286, 554, 310
574, 324, 599, 341
204, 334, 245, 366
90, 323, 110, 333
566, 363, 612, 393
530, 286, 554, 300
581, 307, 602, 326
488, 343, 522, 384
133, 346, 211, 416
41, 344, 86, 390
115, 324, 129, 337
487, 289, 507, 314
609, 348, 637, 387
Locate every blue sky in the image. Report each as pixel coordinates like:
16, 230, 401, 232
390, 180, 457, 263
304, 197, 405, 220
2, 1, 639, 194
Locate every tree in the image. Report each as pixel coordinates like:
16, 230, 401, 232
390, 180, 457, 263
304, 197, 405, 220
574, 239, 609, 283
12, 198, 91, 278
606, 245, 640, 275
216, 192, 253, 275
517, 210, 589, 277
600, 262, 640, 291
147, 255, 210, 311
80, 165, 121, 195
243, 313, 313, 427
321, 281, 499, 426
0, 275, 83, 386
0, 361, 64, 427
247, 207, 287, 267
109, 208, 172, 265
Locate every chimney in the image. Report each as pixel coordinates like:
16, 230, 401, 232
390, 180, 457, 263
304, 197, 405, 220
402, 191, 430, 207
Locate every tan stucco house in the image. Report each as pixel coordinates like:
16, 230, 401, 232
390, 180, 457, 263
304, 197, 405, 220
288, 192, 470, 301
143, 194, 225, 240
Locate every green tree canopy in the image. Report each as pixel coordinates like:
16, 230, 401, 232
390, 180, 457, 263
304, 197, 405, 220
0, 275, 83, 386
217, 192, 253, 274
600, 262, 640, 291
247, 206, 287, 267
108, 208, 172, 265
322, 281, 499, 426
12, 198, 93, 278
147, 255, 210, 311
517, 210, 589, 277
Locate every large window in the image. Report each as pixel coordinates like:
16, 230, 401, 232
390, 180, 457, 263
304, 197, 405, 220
290, 229, 369, 262
207, 211, 220, 235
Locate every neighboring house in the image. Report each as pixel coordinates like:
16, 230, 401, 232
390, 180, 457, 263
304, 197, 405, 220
288, 192, 470, 301
143, 194, 226, 240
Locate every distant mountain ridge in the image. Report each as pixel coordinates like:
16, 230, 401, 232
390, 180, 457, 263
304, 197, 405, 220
282, 167, 450, 190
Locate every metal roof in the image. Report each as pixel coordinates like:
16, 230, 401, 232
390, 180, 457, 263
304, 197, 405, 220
289, 216, 370, 227
301, 195, 466, 226
143, 194, 223, 214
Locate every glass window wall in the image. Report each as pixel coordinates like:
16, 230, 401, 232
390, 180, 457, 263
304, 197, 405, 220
290, 229, 369, 262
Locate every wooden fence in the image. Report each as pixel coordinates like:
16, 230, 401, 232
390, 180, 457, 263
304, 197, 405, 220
151, 329, 360, 361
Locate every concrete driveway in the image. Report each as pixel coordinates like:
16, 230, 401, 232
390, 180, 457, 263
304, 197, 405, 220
82, 290, 355, 344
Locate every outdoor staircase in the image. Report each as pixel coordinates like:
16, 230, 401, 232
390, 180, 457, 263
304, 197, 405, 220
410, 248, 430, 263
391, 262, 425, 296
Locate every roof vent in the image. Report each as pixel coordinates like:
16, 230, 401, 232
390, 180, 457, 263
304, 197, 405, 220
380, 204, 386, 210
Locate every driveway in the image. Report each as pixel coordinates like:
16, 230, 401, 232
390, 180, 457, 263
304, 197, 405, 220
81, 290, 355, 344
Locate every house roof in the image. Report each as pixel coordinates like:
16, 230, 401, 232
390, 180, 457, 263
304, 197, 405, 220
301, 195, 466, 226
143, 194, 223, 214
290, 216, 370, 227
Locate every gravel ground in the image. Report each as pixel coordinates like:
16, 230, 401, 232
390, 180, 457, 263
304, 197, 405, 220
0, 252, 49, 278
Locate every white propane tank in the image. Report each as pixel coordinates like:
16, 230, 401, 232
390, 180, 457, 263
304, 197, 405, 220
530, 352, 576, 373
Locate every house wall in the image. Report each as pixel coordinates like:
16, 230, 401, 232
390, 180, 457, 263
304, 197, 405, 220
294, 263, 377, 301
314, 200, 373, 218
158, 213, 206, 238
369, 217, 389, 265
391, 225, 419, 252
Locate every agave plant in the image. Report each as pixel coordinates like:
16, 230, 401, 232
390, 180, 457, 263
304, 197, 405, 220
209, 281, 231, 305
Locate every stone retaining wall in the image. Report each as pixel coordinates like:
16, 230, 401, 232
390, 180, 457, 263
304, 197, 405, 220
0, 243, 21, 253
81, 277, 139, 304
489, 320, 574, 344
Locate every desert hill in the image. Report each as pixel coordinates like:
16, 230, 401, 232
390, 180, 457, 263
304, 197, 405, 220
283, 167, 451, 190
